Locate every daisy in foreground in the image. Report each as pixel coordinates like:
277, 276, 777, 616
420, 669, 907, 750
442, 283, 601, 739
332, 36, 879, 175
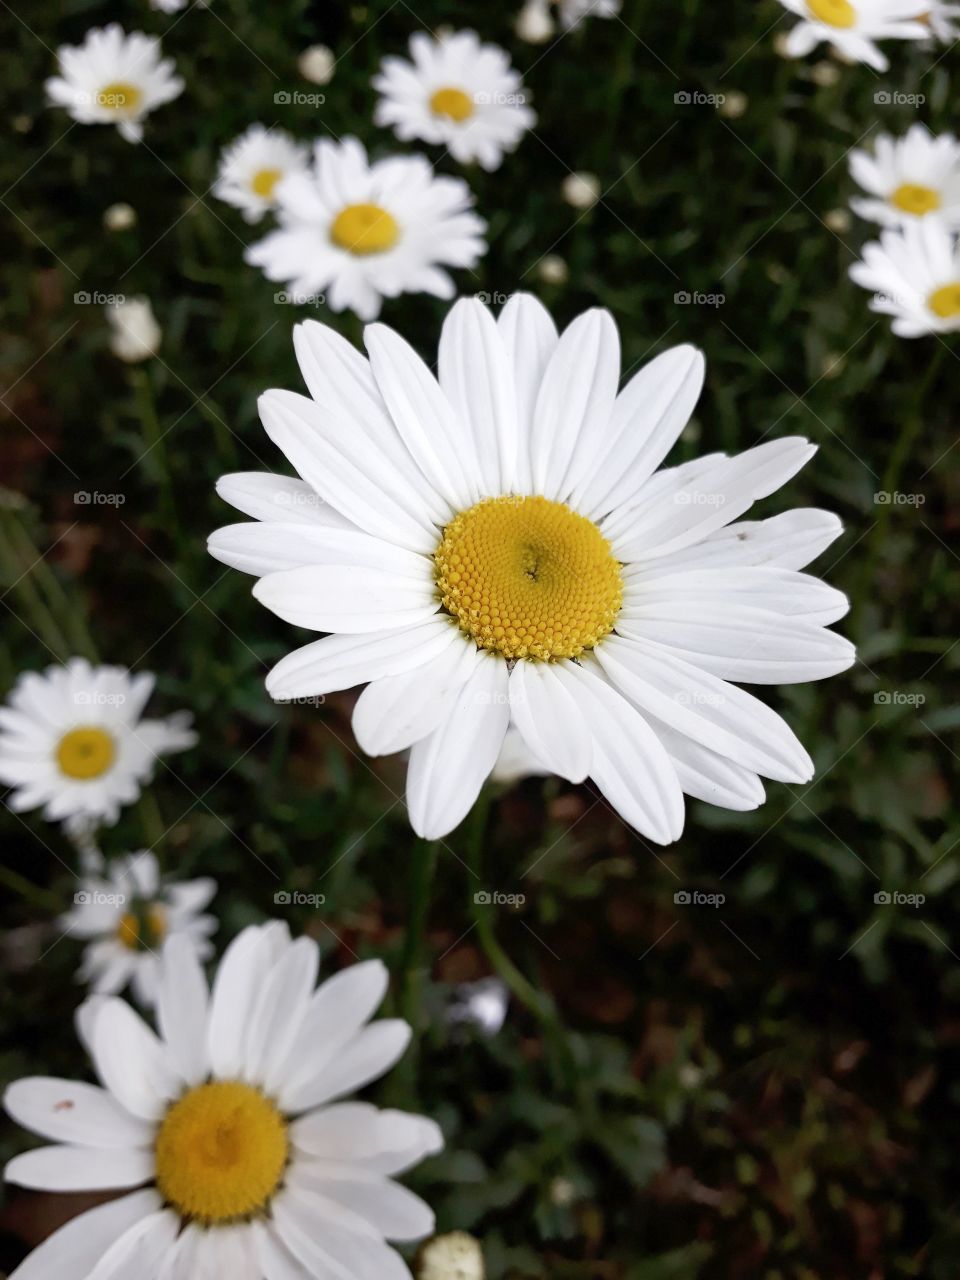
3, 922, 440, 1279
213, 125, 309, 224
246, 137, 487, 320
0, 658, 196, 827
849, 125, 960, 230
850, 216, 960, 335
775, 0, 928, 70
62, 850, 216, 1006
209, 295, 855, 843
45, 24, 184, 144
373, 31, 535, 172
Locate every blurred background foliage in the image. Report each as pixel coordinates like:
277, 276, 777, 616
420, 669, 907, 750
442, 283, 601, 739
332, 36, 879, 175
2, 0, 960, 1276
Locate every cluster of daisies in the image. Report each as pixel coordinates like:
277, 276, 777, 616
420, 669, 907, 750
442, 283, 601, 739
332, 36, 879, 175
776, 0, 958, 72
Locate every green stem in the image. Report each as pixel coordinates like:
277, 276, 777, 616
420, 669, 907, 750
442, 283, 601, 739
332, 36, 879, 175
132, 367, 178, 537
0, 512, 72, 661
6, 513, 97, 662
0, 864, 62, 913
399, 835, 439, 1035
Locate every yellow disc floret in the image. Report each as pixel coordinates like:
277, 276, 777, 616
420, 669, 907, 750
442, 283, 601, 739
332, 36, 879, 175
434, 495, 623, 661
251, 167, 283, 199
56, 727, 116, 780
330, 203, 400, 255
890, 183, 941, 216
806, 0, 856, 26
430, 87, 475, 122
928, 282, 960, 318
98, 81, 143, 114
155, 1082, 288, 1224
116, 904, 167, 951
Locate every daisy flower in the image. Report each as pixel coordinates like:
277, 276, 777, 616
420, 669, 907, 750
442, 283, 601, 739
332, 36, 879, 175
107, 295, 162, 362
0, 658, 196, 828
62, 850, 217, 1006
775, 0, 928, 71
850, 216, 960, 335
849, 125, 960, 229
246, 138, 487, 321
208, 296, 855, 843
45, 24, 184, 144
557, 0, 622, 29
373, 31, 536, 172
922, 0, 960, 39
3, 922, 441, 1279
213, 125, 310, 225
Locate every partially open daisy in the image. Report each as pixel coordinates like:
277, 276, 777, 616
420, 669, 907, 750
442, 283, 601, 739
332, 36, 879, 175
849, 125, 960, 230
246, 137, 487, 321
0, 658, 196, 828
3, 922, 440, 1279
213, 124, 309, 224
850, 216, 960, 335
373, 31, 536, 172
209, 295, 855, 843
45, 24, 184, 144
776, 0, 928, 70
62, 850, 216, 1006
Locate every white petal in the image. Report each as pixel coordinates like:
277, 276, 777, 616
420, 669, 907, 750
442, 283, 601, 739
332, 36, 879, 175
352, 638, 479, 756
5, 1144, 154, 1192
294, 1167, 434, 1241
281, 1021, 411, 1113
652, 718, 766, 811
206, 925, 271, 1079
84, 1209, 179, 1280
508, 661, 592, 783
89, 1000, 180, 1122
5, 1190, 159, 1280
251, 937, 320, 1090
497, 293, 558, 493
156, 935, 210, 1088
3, 1078, 152, 1149
215, 472, 354, 528
208, 523, 434, 580
273, 1188, 413, 1280
622, 566, 849, 627
648, 509, 844, 573
253, 564, 438, 633
291, 1104, 443, 1174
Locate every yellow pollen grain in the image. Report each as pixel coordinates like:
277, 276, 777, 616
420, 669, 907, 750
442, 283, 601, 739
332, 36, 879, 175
56, 727, 116, 780
430, 87, 475, 122
155, 1081, 288, 1224
329, 203, 400, 255
928, 282, 960, 318
806, 0, 856, 26
98, 81, 143, 113
434, 495, 623, 662
251, 167, 283, 199
890, 182, 941, 215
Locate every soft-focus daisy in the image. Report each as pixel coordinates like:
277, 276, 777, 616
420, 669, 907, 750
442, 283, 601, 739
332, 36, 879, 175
209, 296, 855, 843
0, 658, 196, 827
849, 125, 960, 229
3, 922, 441, 1280
850, 216, 960, 335
213, 125, 310, 224
45, 24, 184, 144
775, 0, 928, 70
62, 850, 216, 1006
557, 0, 622, 28
246, 138, 487, 321
373, 31, 535, 172
107, 295, 162, 362
922, 0, 960, 39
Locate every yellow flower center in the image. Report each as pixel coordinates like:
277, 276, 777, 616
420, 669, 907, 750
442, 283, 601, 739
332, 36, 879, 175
890, 182, 941, 215
928, 282, 960, 318
155, 1082, 289, 1224
56, 727, 116, 780
98, 81, 143, 114
430, 87, 475, 122
116, 905, 167, 951
251, 167, 283, 199
434, 495, 623, 661
329, 203, 400, 255
806, 0, 856, 25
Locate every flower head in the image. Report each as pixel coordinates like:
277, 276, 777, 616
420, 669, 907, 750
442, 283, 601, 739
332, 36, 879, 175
3, 922, 441, 1278
850, 216, 960, 336
373, 31, 536, 172
775, 0, 928, 71
849, 125, 960, 230
0, 658, 196, 827
245, 137, 487, 320
209, 296, 854, 843
45, 24, 184, 143
107, 295, 162, 362
213, 125, 310, 224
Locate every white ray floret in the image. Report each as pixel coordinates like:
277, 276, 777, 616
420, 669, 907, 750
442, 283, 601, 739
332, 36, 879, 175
775, 0, 928, 71
849, 125, 960, 230
850, 216, 960, 335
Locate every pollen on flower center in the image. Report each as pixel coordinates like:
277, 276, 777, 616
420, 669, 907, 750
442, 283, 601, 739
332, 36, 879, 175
56, 727, 116, 780
434, 495, 623, 661
251, 167, 283, 199
928, 282, 960, 318
430, 87, 475, 122
116, 904, 167, 951
155, 1081, 289, 1224
97, 81, 143, 114
330, 203, 400, 255
890, 182, 942, 215
806, 0, 856, 25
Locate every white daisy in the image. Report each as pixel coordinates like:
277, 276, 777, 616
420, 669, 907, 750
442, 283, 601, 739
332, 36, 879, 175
849, 125, 960, 229
850, 215, 960, 335
213, 125, 310, 225
246, 138, 487, 321
373, 31, 536, 172
45, 24, 184, 144
107, 295, 162, 362
0, 658, 196, 827
62, 850, 217, 1006
557, 0, 622, 29
775, 0, 928, 71
208, 296, 855, 844
922, 0, 960, 39
3, 922, 441, 1279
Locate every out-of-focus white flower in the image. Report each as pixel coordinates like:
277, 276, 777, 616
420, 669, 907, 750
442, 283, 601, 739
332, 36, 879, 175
418, 1231, 485, 1280
718, 90, 748, 119
848, 125, 960, 231
516, 0, 556, 41
824, 207, 852, 233
213, 125, 310, 224
774, 0, 928, 72
850, 216, 960, 336
447, 977, 509, 1035
923, 0, 960, 39
103, 202, 136, 231
562, 171, 601, 209
298, 44, 336, 84
537, 254, 569, 285
557, 0, 621, 28
106, 296, 161, 362
810, 58, 842, 83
